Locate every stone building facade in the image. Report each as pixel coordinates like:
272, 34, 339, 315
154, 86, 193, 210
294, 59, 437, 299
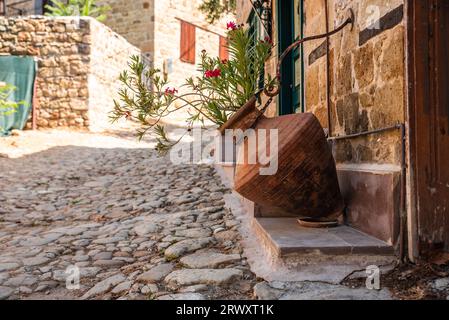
0, 16, 140, 130
238, 0, 404, 164
236, 0, 449, 260
99, 0, 233, 120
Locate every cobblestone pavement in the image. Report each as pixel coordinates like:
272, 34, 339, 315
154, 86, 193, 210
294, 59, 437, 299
0, 130, 256, 300
4, 130, 443, 301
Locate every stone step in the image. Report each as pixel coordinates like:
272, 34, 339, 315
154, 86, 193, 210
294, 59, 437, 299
253, 217, 395, 267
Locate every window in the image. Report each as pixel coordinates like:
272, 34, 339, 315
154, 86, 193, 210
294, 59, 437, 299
248, 10, 267, 90
219, 36, 229, 61
180, 21, 196, 64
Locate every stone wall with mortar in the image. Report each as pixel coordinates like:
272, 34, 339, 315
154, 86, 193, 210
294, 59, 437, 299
0, 16, 91, 128
305, 0, 405, 166
237, 0, 406, 166
0, 16, 140, 130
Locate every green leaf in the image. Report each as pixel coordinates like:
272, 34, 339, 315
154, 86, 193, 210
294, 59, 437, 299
198, 0, 236, 24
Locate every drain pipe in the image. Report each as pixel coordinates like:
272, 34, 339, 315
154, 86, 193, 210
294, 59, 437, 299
399, 123, 408, 263
324, 0, 332, 136
327, 123, 402, 141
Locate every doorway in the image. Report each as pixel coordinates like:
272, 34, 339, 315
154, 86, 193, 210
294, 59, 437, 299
408, 0, 449, 257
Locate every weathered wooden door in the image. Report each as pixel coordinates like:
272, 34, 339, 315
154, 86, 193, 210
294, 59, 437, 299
409, 0, 449, 254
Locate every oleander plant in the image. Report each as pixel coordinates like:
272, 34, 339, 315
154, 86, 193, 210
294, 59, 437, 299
111, 22, 276, 155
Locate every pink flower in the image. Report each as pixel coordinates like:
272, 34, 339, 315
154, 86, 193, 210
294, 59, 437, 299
164, 87, 178, 96
226, 21, 238, 30
205, 69, 221, 78
260, 36, 273, 45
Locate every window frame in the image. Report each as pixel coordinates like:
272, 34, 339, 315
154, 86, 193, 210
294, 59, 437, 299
247, 9, 267, 91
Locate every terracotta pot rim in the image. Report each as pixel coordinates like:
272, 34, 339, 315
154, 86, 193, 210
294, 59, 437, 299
218, 95, 260, 135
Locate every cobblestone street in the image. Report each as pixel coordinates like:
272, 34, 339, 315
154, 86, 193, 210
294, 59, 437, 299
0, 130, 256, 300
2, 130, 448, 301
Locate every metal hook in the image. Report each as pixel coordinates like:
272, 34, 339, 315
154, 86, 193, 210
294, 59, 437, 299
348, 8, 355, 31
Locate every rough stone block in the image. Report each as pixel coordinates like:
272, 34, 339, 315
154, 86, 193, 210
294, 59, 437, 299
354, 42, 374, 89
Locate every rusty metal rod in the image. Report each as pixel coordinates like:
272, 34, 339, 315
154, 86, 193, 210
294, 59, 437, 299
327, 123, 402, 141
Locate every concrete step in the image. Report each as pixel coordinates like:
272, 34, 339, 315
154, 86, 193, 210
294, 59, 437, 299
253, 217, 395, 267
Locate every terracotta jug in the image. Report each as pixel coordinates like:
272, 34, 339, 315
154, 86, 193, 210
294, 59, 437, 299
219, 96, 344, 220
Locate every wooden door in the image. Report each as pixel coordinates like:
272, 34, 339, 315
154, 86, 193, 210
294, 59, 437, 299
409, 0, 449, 254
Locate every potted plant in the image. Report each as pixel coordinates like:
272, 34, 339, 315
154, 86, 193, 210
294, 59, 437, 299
111, 22, 274, 155
112, 22, 344, 223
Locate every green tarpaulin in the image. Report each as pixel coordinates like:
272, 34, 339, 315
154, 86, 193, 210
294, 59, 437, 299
0, 56, 37, 136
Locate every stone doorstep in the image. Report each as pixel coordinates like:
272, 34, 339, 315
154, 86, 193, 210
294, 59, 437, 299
253, 217, 395, 264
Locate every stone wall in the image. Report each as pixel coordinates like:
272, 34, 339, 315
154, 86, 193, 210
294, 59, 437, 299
98, 0, 154, 59
237, 0, 406, 166
88, 19, 140, 132
0, 16, 140, 130
304, 0, 405, 166
0, 17, 91, 128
